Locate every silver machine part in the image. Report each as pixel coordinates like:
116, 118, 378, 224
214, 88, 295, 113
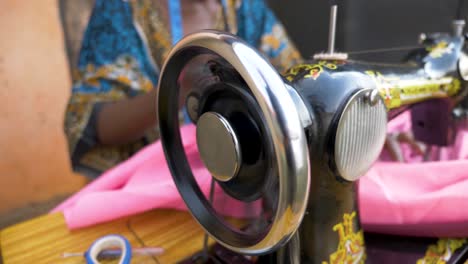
460, 52, 468, 81
335, 89, 388, 182
276, 232, 301, 264
186, 94, 200, 121
196, 112, 242, 182
285, 84, 313, 128
157, 30, 311, 255
453, 19, 466, 37
314, 4, 348, 61
328, 5, 337, 54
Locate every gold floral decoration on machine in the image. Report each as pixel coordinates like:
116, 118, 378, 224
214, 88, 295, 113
323, 212, 366, 264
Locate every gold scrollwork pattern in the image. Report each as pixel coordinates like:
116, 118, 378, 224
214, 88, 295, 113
322, 212, 366, 264
417, 238, 467, 264
365, 70, 461, 110
284, 61, 341, 82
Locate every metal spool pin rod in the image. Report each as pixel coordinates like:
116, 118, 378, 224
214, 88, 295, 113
314, 3, 347, 60
328, 5, 338, 54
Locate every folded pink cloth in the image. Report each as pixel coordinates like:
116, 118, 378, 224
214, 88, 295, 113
52, 112, 468, 237
52, 125, 259, 229
359, 112, 468, 237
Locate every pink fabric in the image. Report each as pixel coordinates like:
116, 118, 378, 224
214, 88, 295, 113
52, 125, 259, 229
52, 112, 468, 237
360, 111, 468, 237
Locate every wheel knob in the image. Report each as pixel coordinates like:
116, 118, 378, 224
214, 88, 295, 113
196, 112, 242, 182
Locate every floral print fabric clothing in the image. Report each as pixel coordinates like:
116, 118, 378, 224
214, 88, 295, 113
65, 0, 302, 177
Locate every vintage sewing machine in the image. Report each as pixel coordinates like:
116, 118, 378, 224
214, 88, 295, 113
156, 3, 468, 264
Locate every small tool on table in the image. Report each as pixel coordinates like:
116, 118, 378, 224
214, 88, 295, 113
62, 234, 164, 264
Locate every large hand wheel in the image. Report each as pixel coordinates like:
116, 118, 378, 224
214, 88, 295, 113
157, 30, 310, 255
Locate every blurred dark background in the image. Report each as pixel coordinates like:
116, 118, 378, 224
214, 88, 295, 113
269, 0, 467, 62
60, 0, 468, 69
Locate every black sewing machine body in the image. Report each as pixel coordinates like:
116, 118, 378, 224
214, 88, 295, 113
275, 33, 467, 263
156, 6, 468, 262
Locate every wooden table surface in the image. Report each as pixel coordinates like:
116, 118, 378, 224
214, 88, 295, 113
1, 209, 212, 264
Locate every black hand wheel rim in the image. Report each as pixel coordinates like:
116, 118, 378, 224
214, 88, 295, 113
157, 30, 310, 255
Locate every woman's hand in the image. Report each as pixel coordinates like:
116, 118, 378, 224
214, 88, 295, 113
96, 89, 158, 146
384, 131, 427, 162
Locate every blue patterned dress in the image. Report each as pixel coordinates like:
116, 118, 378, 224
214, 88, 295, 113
65, 0, 302, 177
